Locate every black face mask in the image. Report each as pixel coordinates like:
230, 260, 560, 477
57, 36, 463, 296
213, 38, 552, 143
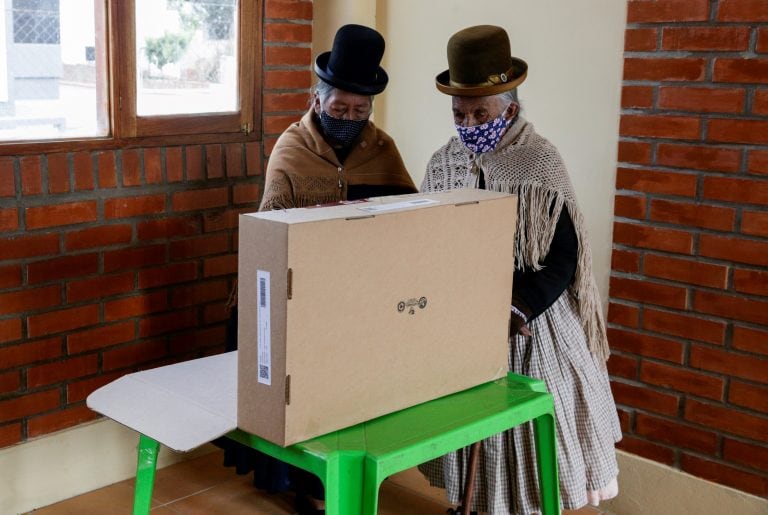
319, 110, 368, 147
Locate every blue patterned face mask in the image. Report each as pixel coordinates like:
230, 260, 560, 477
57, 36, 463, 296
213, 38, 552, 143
319, 110, 368, 147
455, 109, 513, 154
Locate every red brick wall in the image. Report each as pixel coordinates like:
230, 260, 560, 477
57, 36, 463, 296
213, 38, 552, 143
0, 0, 312, 449
609, 0, 768, 497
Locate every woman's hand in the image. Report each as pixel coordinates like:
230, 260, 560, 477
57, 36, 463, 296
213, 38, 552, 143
510, 311, 532, 337
510, 302, 532, 337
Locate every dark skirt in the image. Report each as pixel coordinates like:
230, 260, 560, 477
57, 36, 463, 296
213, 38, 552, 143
215, 307, 324, 499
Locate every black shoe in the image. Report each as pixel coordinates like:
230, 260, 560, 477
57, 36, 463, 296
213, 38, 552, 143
447, 507, 478, 515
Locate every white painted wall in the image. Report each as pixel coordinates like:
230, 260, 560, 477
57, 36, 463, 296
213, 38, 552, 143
312, 0, 376, 55
602, 451, 768, 515
0, 419, 212, 514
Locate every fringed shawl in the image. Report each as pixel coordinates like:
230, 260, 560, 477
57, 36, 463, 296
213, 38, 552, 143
421, 117, 610, 361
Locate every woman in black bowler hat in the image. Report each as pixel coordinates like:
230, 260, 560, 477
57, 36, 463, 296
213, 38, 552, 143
258, 23, 416, 210
220, 24, 416, 515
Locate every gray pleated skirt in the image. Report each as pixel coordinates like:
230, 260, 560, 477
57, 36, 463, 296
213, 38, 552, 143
418, 291, 622, 514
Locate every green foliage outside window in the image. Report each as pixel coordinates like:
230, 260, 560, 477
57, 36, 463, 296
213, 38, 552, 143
144, 32, 190, 74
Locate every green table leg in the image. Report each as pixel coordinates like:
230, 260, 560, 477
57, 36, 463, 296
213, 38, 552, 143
362, 455, 386, 515
533, 409, 560, 515
133, 434, 160, 515
322, 451, 365, 515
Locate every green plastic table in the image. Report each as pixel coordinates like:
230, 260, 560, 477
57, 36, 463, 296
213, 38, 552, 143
131, 371, 558, 514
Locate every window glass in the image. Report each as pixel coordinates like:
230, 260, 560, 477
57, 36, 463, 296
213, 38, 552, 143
135, 0, 238, 116
13, 0, 60, 44
0, 0, 105, 141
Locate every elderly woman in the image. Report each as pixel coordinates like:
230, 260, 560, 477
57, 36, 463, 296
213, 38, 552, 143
417, 25, 621, 514
223, 24, 416, 515
258, 25, 415, 210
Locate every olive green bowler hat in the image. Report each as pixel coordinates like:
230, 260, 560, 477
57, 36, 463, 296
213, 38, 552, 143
436, 25, 528, 96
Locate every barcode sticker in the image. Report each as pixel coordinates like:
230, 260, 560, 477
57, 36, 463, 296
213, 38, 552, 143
356, 198, 438, 213
256, 270, 271, 385
259, 278, 267, 307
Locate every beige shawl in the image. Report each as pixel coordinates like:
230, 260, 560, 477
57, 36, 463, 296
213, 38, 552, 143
422, 117, 610, 361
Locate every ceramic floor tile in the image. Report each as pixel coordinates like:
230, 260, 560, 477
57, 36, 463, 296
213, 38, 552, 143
31, 449, 614, 515
25, 481, 139, 514
564, 505, 603, 514
159, 476, 294, 514
387, 467, 449, 504
149, 451, 237, 504
378, 479, 450, 515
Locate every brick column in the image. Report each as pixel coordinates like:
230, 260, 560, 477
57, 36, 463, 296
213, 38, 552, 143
608, 0, 768, 497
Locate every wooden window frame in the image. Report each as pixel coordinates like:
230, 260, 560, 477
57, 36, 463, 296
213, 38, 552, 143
0, 0, 262, 156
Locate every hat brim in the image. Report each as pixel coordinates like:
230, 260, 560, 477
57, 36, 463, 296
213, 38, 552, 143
435, 57, 528, 96
314, 52, 388, 96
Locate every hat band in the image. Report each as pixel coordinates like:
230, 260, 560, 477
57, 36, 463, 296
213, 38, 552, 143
324, 63, 378, 85
449, 66, 517, 88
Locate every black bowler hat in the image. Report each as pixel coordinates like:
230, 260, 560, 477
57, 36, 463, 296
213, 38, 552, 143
314, 24, 388, 96
436, 25, 528, 97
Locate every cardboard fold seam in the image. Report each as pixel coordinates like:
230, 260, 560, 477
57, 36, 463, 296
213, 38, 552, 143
129, 375, 235, 421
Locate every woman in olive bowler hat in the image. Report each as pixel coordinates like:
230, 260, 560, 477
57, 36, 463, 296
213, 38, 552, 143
417, 25, 621, 514
221, 24, 416, 515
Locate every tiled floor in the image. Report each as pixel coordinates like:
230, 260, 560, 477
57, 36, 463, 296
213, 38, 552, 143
28, 449, 607, 514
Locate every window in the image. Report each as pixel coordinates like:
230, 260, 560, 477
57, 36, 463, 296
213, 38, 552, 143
0, 0, 92, 141
0, 0, 260, 145
13, 0, 60, 44
135, 0, 238, 117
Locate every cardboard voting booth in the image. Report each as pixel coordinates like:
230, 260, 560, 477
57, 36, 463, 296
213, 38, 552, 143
237, 189, 518, 446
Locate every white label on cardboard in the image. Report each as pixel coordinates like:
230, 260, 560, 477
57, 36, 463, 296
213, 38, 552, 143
356, 198, 438, 213
256, 270, 272, 386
